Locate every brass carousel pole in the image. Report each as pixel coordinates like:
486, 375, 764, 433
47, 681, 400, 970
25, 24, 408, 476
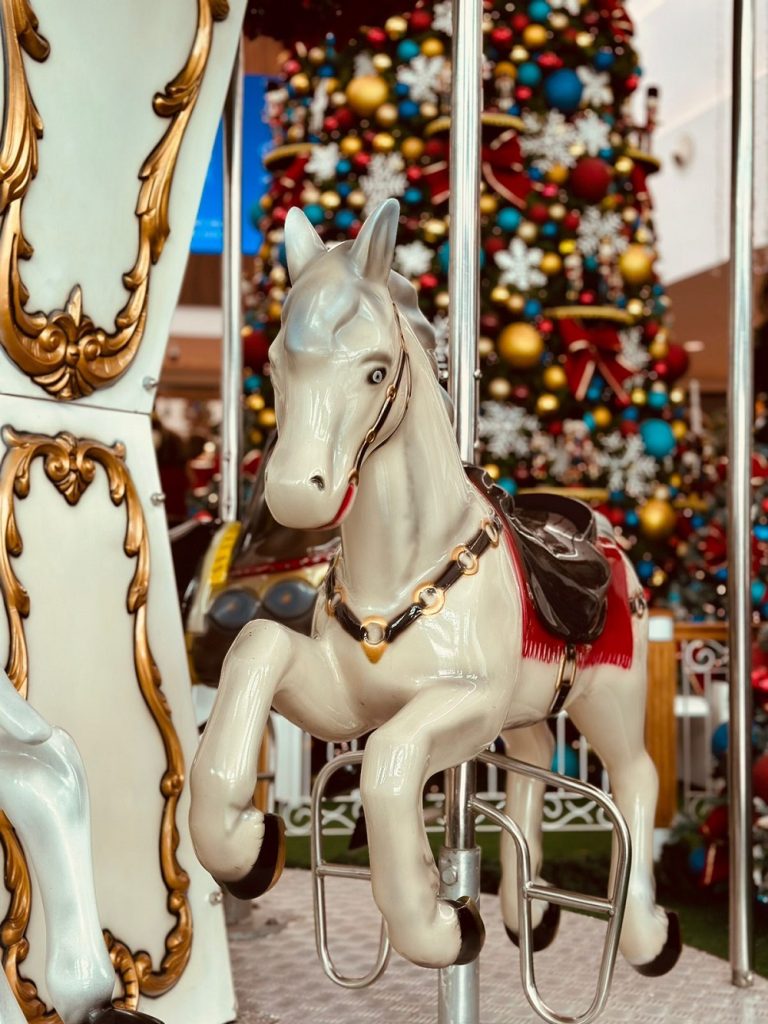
439, 0, 483, 1020
727, 0, 756, 988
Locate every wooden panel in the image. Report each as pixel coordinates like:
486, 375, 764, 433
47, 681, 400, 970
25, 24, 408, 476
646, 612, 677, 827
160, 335, 222, 399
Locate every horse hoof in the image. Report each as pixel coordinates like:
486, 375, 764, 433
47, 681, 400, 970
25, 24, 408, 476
445, 896, 485, 965
633, 911, 682, 978
87, 1009, 165, 1024
505, 901, 561, 953
220, 813, 286, 901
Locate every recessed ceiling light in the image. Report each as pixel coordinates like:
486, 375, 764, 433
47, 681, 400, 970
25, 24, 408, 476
684, 339, 705, 353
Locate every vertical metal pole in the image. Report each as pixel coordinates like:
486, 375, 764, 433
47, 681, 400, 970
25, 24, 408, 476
439, 1, 483, 1022
728, 0, 755, 989
220, 41, 244, 525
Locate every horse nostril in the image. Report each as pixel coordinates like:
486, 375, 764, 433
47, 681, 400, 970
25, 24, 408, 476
310, 474, 326, 491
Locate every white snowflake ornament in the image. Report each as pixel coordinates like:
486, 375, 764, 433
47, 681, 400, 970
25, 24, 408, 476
494, 237, 546, 291
432, 313, 450, 373
575, 110, 611, 156
619, 327, 650, 372
306, 142, 340, 182
576, 208, 627, 258
353, 53, 376, 77
360, 153, 407, 215
577, 67, 614, 108
520, 111, 578, 171
394, 240, 434, 278
550, 0, 582, 14
397, 54, 447, 104
432, 0, 453, 34
479, 403, 540, 460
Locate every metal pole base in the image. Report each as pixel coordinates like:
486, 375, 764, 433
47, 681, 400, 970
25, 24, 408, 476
438, 846, 481, 1024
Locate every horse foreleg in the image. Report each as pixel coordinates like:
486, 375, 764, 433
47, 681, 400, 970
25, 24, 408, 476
190, 620, 364, 893
499, 721, 560, 948
568, 663, 681, 976
0, 970, 26, 1024
0, 729, 115, 1024
361, 680, 505, 969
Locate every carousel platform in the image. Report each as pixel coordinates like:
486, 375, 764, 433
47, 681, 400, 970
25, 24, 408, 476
227, 869, 768, 1024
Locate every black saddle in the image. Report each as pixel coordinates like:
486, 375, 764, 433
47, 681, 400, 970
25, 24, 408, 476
466, 466, 611, 646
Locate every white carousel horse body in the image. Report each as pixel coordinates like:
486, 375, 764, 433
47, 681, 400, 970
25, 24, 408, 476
190, 199, 674, 972
0, 669, 116, 1024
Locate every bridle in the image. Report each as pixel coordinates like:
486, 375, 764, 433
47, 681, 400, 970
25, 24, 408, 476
325, 303, 411, 527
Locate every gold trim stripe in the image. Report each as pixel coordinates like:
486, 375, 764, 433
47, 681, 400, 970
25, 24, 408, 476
0, 428, 191, 1019
0, 0, 230, 400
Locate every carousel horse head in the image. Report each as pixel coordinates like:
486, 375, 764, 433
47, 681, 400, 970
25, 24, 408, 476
265, 198, 433, 531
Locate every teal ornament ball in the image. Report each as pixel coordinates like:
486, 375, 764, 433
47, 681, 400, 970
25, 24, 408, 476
544, 68, 583, 113
639, 418, 676, 458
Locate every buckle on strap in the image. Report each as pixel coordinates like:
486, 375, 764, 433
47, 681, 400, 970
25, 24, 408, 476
548, 644, 578, 717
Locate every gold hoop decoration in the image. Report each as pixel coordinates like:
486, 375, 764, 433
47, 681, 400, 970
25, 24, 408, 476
0, 0, 231, 401
0, 428, 191, 1020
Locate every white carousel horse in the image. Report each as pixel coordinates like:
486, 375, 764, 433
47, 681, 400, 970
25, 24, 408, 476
189, 198, 681, 975
0, 669, 161, 1024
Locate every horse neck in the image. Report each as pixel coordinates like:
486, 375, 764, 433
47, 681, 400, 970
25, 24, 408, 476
339, 333, 483, 613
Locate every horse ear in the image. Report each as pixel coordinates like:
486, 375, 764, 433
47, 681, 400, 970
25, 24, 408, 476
285, 206, 327, 282
349, 198, 400, 285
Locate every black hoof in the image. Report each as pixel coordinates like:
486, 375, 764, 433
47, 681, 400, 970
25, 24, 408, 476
444, 896, 485, 965
633, 911, 682, 978
505, 901, 561, 953
87, 1009, 164, 1024
219, 813, 286, 901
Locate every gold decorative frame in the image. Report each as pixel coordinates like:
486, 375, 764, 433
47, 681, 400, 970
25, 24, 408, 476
0, 428, 190, 1020
0, 0, 230, 400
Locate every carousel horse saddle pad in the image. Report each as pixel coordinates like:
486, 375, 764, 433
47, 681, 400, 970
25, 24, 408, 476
466, 467, 612, 645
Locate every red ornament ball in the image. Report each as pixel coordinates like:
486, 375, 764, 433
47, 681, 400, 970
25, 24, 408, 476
529, 203, 549, 224
563, 210, 580, 231
484, 236, 506, 257
243, 329, 270, 370
367, 27, 387, 47
511, 14, 529, 31
406, 166, 423, 182
753, 753, 768, 803
410, 10, 432, 30
663, 342, 690, 382
420, 273, 438, 290
570, 158, 613, 203
492, 25, 514, 46
516, 86, 533, 102
283, 59, 301, 76
537, 53, 564, 70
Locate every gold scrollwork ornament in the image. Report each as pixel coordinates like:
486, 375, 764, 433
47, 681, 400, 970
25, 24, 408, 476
0, 428, 191, 1020
0, 0, 231, 400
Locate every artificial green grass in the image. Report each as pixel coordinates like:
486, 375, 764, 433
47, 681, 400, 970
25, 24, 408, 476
287, 830, 768, 977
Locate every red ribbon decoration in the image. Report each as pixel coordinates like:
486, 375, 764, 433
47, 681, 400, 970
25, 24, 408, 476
559, 318, 636, 402
423, 131, 532, 208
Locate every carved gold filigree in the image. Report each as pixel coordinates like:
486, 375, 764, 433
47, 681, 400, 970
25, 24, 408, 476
0, 428, 191, 1020
0, 0, 230, 400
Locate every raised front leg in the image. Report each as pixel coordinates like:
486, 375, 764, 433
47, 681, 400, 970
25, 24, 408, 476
190, 619, 366, 895
0, 728, 115, 1024
360, 680, 507, 969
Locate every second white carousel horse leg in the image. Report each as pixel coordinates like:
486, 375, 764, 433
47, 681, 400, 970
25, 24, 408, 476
0, 970, 27, 1024
0, 667, 54, 744
190, 620, 367, 886
360, 680, 507, 969
566, 651, 680, 973
0, 729, 116, 1024
498, 720, 559, 946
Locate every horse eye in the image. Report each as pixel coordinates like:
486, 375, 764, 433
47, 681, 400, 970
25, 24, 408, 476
368, 367, 387, 385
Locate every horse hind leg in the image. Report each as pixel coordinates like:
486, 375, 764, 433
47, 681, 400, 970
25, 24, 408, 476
499, 721, 560, 950
567, 660, 682, 976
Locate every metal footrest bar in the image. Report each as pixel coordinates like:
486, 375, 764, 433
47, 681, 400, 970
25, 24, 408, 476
475, 750, 631, 1024
311, 751, 391, 989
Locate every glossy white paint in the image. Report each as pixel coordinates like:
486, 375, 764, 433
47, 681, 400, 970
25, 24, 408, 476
0, 669, 115, 1024
191, 201, 671, 973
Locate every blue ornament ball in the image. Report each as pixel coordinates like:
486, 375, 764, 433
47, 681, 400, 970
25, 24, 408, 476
244, 374, 262, 394
498, 477, 517, 494
647, 390, 668, 411
528, 0, 550, 21
438, 242, 450, 273
583, 412, 596, 432
397, 39, 421, 62
551, 745, 580, 778
752, 579, 767, 605
637, 560, 654, 581
711, 722, 729, 759
639, 418, 676, 458
688, 847, 706, 877
518, 61, 543, 87
404, 186, 422, 205
335, 210, 356, 230
524, 298, 542, 318
303, 203, 325, 225
544, 68, 583, 112
497, 207, 522, 232
594, 48, 615, 71
398, 100, 420, 120
625, 511, 639, 528
754, 523, 768, 542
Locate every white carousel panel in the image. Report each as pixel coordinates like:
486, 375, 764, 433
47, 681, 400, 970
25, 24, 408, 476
0, 0, 245, 413
0, 393, 235, 1024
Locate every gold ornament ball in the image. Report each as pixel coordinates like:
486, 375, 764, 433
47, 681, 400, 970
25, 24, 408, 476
347, 188, 366, 210
308, 46, 325, 65
258, 408, 277, 430
267, 301, 283, 322
483, 463, 501, 480
576, 31, 593, 47
424, 217, 448, 241
269, 265, 287, 285
323, 78, 340, 95
622, 206, 639, 224
372, 53, 392, 72
401, 136, 425, 160
479, 336, 495, 358
651, 568, 668, 588
290, 72, 310, 95
638, 498, 676, 540
498, 323, 544, 369
672, 420, 688, 441
286, 124, 305, 142
536, 392, 559, 416
614, 156, 634, 175
260, 194, 272, 211
422, 37, 444, 56
435, 290, 450, 310
547, 164, 569, 184
346, 76, 390, 116
376, 103, 399, 128
543, 364, 567, 390
627, 297, 645, 318
249, 429, 264, 447
373, 132, 396, 153
631, 386, 647, 406
385, 15, 408, 38
491, 285, 511, 304
559, 239, 577, 255
246, 394, 265, 412
300, 186, 320, 204
320, 190, 341, 210
549, 12, 568, 29
420, 101, 438, 119
506, 293, 525, 313
480, 193, 499, 215
669, 387, 685, 404
669, 473, 682, 488
593, 406, 612, 429
489, 377, 513, 400
331, 90, 347, 107
648, 336, 669, 360
523, 24, 549, 49
518, 221, 538, 243
540, 252, 562, 276
619, 244, 656, 285
635, 226, 652, 245
340, 135, 363, 156
495, 61, 516, 79
511, 45, 529, 62
549, 203, 566, 221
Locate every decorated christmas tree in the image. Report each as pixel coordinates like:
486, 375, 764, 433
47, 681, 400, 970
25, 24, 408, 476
241, 0, 762, 619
